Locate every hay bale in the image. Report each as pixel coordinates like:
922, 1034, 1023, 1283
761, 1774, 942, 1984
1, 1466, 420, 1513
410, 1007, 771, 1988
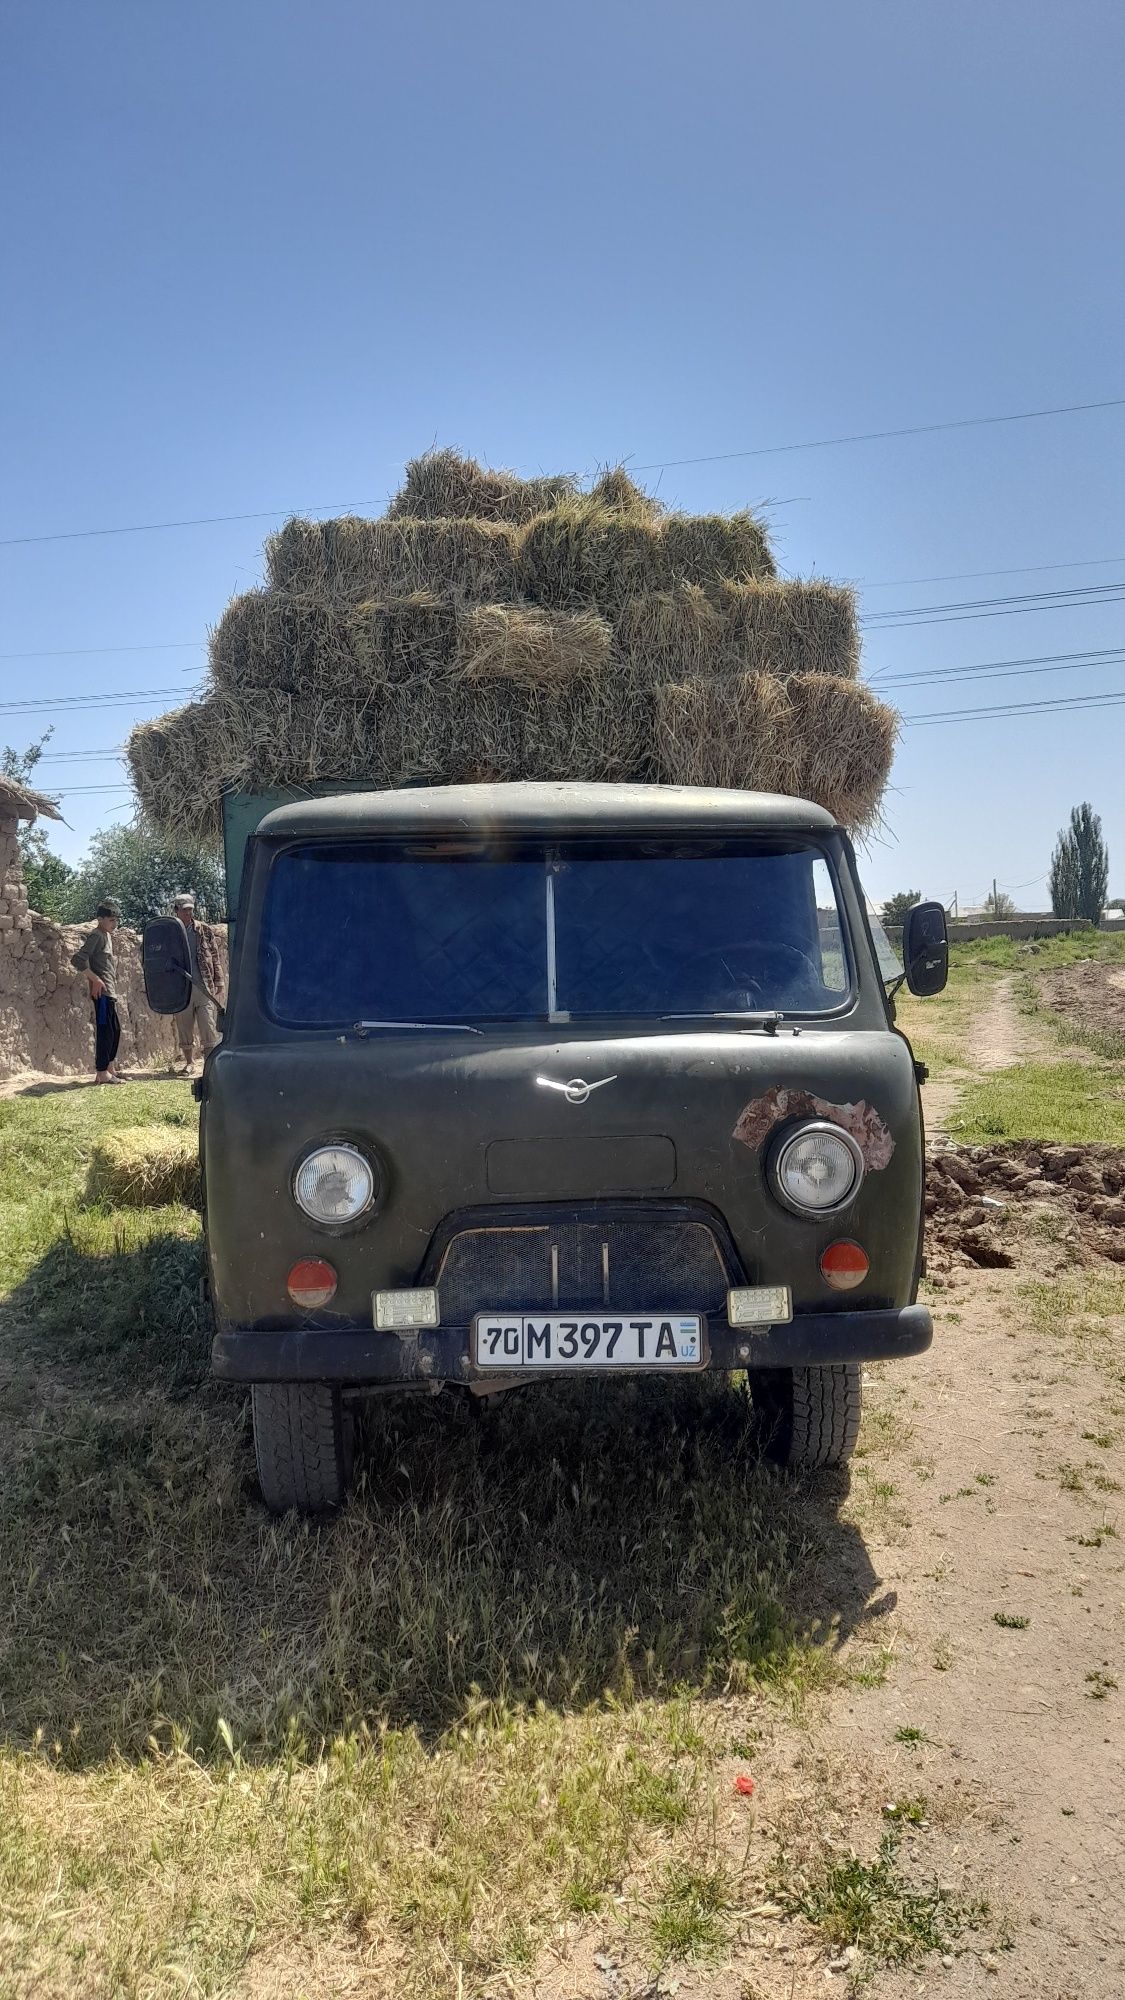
86, 1127, 201, 1209
718, 578, 857, 677
209, 589, 614, 698
616, 580, 857, 682
210, 591, 365, 695
127, 703, 225, 843
662, 512, 776, 586
388, 449, 579, 523
653, 673, 897, 830
518, 500, 774, 613
265, 515, 522, 602
348, 593, 460, 686
587, 466, 664, 520
458, 605, 612, 684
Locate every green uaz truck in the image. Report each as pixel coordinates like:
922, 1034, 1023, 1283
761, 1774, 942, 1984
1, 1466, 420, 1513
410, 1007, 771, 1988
143, 781, 947, 1513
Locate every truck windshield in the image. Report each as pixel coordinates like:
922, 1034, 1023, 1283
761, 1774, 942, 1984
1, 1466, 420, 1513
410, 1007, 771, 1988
261, 840, 852, 1026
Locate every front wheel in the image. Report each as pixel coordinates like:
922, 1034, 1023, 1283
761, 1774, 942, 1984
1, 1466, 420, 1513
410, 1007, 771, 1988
252, 1383, 355, 1514
750, 1364, 862, 1470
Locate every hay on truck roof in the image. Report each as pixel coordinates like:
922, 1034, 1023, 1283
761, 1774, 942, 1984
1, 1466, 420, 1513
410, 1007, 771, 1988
516, 501, 775, 615
387, 449, 580, 524
209, 591, 612, 697
653, 673, 898, 833
265, 515, 524, 602
128, 447, 897, 840
615, 579, 859, 683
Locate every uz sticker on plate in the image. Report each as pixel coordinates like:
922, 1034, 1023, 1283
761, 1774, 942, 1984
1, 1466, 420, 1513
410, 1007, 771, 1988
473, 1314, 704, 1369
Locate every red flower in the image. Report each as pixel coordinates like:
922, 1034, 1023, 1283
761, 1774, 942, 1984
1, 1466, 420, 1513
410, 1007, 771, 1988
734, 1773, 756, 1797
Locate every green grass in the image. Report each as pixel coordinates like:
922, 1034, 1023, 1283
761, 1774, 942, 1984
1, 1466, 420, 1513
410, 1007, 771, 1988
993, 1613, 1030, 1630
651, 1861, 734, 1960
0, 1081, 862, 1996
897, 932, 1125, 1133
947, 1059, 1125, 1146
776, 1830, 986, 1964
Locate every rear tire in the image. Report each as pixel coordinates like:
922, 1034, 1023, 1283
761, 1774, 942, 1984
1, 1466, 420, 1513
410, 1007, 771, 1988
751, 1364, 862, 1470
252, 1382, 354, 1514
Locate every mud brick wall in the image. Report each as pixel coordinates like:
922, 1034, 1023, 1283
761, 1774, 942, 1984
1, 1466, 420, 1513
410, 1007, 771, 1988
0, 809, 227, 1079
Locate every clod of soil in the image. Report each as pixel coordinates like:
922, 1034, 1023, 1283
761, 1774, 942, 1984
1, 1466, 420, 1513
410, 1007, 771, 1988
926, 1140, 1125, 1270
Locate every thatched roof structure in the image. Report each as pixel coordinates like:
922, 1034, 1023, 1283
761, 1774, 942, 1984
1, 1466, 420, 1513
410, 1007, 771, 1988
0, 775, 62, 824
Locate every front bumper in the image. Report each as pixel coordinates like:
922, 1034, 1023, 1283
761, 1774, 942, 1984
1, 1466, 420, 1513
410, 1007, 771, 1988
212, 1305, 933, 1385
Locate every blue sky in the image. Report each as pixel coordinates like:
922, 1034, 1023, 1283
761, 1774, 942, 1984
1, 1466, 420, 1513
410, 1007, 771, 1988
2, 0, 1123, 907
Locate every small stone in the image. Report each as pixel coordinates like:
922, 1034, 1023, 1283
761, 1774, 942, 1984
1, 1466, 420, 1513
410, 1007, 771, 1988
942, 1954, 954, 1968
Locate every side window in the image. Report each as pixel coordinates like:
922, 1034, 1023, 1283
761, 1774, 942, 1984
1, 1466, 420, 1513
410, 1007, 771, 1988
813, 858, 848, 994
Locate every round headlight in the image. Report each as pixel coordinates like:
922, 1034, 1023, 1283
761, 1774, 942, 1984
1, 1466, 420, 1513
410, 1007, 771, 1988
293, 1144, 375, 1225
773, 1122, 863, 1215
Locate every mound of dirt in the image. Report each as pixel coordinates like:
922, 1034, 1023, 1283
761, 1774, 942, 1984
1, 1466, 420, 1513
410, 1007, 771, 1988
1037, 958, 1125, 1042
926, 1140, 1125, 1270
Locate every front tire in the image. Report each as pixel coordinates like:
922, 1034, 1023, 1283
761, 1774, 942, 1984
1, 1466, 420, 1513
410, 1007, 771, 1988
751, 1364, 862, 1470
252, 1383, 354, 1514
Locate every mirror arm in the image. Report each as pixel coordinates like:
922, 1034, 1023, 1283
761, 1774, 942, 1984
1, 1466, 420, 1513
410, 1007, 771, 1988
885, 972, 906, 1000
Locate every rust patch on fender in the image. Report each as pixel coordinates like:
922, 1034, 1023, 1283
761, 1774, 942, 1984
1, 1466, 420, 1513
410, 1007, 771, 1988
732, 1086, 895, 1170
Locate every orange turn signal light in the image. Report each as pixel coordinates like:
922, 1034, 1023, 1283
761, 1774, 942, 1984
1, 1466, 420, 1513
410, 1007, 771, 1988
287, 1258, 338, 1309
820, 1240, 869, 1291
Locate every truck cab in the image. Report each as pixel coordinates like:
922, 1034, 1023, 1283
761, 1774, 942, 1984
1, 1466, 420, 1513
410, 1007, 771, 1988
145, 781, 947, 1513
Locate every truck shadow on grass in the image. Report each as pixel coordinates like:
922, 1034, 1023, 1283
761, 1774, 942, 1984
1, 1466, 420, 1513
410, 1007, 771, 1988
2, 1234, 886, 1769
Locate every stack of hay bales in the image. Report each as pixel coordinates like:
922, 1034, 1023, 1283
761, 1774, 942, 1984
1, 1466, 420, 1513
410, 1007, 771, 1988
128, 450, 896, 839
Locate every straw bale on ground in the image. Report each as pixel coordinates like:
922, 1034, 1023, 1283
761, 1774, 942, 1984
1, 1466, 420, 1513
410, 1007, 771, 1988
86, 1126, 201, 1209
653, 673, 897, 831
388, 449, 578, 523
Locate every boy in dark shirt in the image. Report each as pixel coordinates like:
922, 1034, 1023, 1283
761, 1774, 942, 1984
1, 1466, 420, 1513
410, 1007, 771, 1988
71, 898, 123, 1083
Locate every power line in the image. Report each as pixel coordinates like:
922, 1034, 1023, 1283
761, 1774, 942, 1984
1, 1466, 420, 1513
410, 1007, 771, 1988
32, 749, 126, 762
870, 644, 1125, 690
4, 395, 1123, 549
904, 687, 1125, 726
861, 552, 1125, 590
630, 395, 1125, 472
43, 784, 134, 796
0, 498, 392, 550
862, 580, 1125, 627
0, 684, 196, 717
0, 640, 203, 661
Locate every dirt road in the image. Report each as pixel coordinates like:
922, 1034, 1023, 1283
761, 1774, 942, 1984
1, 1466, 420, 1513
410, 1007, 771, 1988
795, 975, 1124, 1998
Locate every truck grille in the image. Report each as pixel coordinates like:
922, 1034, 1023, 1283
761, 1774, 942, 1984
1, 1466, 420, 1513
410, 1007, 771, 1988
428, 1205, 737, 1322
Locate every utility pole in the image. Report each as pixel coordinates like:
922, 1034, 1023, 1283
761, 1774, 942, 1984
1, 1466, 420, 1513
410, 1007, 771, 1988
993, 877, 998, 914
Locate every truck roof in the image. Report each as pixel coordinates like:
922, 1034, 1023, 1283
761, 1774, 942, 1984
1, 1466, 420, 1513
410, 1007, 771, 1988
253, 781, 838, 842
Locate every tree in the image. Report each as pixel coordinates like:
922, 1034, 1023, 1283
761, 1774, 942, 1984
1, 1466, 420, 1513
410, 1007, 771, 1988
1049, 803, 1109, 925
63, 822, 226, 927
983, 887, 1016, 918
881, 890, 922, 928
1, 733, 76, 920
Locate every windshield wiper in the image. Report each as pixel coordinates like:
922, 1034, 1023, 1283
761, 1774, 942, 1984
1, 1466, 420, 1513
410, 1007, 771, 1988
353, 1019, 484, 1036
660, 1011, 783, 1034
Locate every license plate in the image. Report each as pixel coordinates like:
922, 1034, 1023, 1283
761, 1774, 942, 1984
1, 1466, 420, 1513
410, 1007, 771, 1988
473, 1313, 705, 1370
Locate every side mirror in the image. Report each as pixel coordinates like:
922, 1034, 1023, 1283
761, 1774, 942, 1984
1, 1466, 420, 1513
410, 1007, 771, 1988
903, 900, 948, 997
143, 917, 193, 1015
